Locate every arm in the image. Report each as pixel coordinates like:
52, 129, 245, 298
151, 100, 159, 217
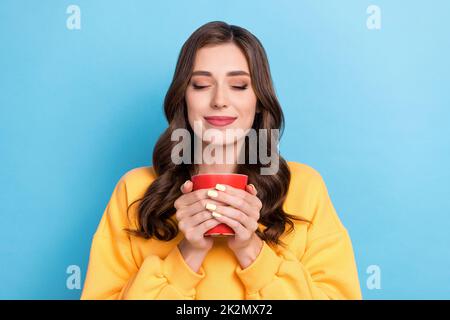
235, 229, 361, 299
235, 172, 362, 300
80, 177, 205, 300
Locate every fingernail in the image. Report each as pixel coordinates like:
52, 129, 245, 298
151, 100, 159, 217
215, 184, 226, 191
207, 190, 218, 198
249, 184, 256, 191
205, 203, 216, 211
211, 212, 222, 218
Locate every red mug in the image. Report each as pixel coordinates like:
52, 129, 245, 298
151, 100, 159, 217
191, 173, 248, 237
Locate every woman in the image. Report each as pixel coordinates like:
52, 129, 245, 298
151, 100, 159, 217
81, 21, 362, 300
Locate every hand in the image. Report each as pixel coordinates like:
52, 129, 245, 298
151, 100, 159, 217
174, 180, 226, 252
205, 183, 263, 253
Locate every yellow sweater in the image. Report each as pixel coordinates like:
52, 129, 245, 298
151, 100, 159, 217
80, 161, 362, 300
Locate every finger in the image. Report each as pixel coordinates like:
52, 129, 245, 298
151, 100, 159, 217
215, 183, 262, 209
207, 188, 258, 219
181, 210, 215, 230
175, 188, 215, 209
245, 184, 258, 196
211, 205, 258, 231
180, 198, 226, 218
195, 217, 222, 235
210, 212, 250, 237
180, 180, 193, 193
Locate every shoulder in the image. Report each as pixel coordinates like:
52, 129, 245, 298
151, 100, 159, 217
99, 166, 157, 235
285, 160, 345, 234
284, 161, 328, 215
113, 165, 158, 208
121, 166, 157, 188
286, 160, 325, 189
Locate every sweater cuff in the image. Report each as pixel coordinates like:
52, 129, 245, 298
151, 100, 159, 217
161, 245, 206, 296
235, 241, 283, 294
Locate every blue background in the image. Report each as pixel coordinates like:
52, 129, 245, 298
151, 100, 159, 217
1, 0, 449, 299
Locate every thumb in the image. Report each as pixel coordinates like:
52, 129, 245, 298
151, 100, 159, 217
180, 180, 193, 194
246, 183, 258, 195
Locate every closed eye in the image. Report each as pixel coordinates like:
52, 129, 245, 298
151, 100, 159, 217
193, 84, 210, 90
192, 84, 248, 90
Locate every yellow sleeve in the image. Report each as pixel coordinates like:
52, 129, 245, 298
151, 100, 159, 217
80, 176, 205, 300
235, 170, 362, 300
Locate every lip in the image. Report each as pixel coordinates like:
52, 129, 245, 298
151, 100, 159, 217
204, 116, 237, 127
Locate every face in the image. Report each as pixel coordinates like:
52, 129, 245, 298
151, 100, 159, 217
185, 42, 259, 146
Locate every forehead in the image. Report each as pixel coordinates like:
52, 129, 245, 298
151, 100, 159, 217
192, 42, 250, 74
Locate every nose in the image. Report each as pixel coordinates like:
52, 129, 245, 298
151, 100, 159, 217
211, 84, 228, 109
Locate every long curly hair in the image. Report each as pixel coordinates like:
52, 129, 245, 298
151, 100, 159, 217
125, 21, 309, 248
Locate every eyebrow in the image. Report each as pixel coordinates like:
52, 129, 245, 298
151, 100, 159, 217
191, 70, 250, 77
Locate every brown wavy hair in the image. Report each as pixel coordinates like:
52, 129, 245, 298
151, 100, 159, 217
126, 21, 309, 248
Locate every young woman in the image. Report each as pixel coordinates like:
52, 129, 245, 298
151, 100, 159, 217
81, 21, 362, 300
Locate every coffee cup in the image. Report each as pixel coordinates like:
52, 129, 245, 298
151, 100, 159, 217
191, 173, 248, 237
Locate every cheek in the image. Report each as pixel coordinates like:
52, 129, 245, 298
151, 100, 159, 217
186, 91, 205, 123
186, 90, 210, 114
233, 94, 258, 127
185, 90, 208, 137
